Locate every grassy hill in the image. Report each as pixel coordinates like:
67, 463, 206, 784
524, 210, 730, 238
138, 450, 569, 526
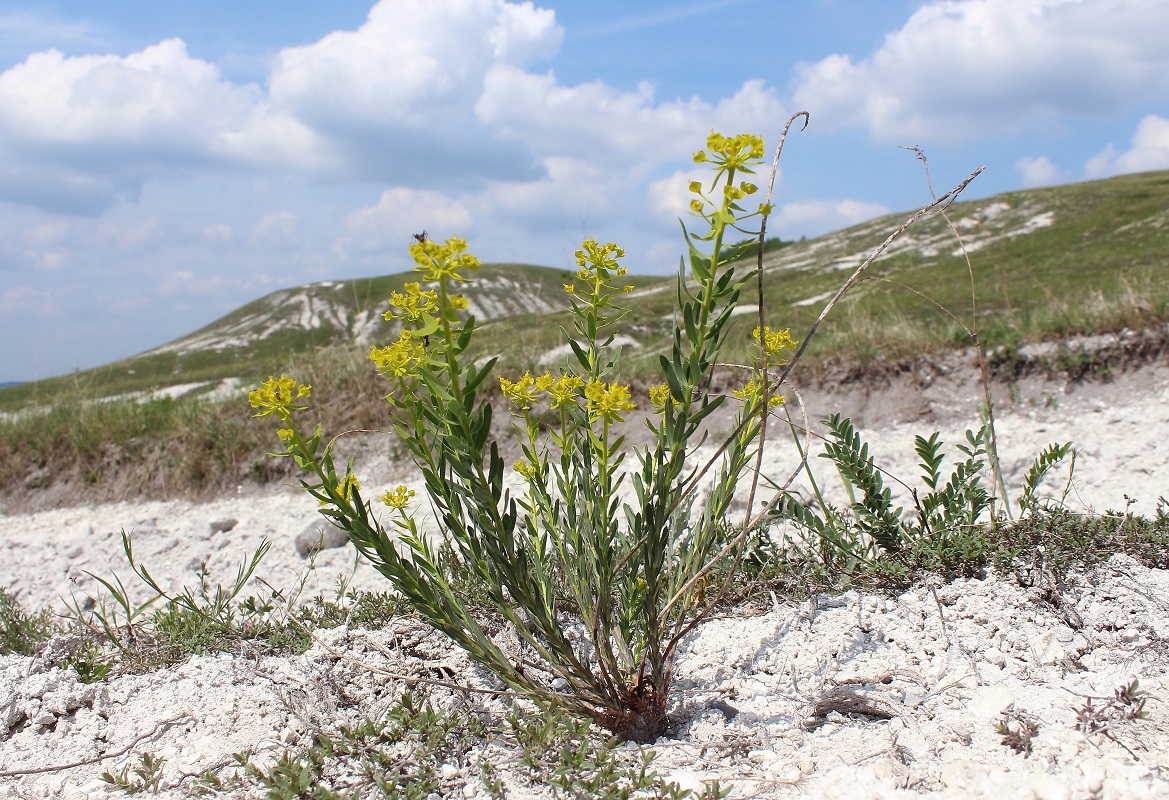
3, 169, 1168, 412
0, 263, 662, 410
0, 169, 1167, 510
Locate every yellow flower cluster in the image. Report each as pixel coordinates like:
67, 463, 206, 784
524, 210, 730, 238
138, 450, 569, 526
692, 131, 765, 169
499, 371, 541, 410
369, 330, 425, 378
751, 326, 798, 360
499, 371, 586, 411
409, 236, 481, 283
689, 131, 770, 217
733, 378, 785, 409
545, 373, 585, 408
565, 238, 634, 295
648, 383, 672, 413
249, 375, 311, 419
514, 459, 538, 481
383, 282, 438, 322
382, 485, 416, 510
576, 239, 624, 276
585, 379, 636, 424
322, 473, 361, 506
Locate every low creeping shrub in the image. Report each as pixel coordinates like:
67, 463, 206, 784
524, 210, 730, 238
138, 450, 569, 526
202, 692, 723, 799
0, 586, 61, 656
769, 413, 1075, 580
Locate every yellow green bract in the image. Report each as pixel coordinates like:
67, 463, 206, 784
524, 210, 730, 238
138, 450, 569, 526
248, 375, 311, 420
383, 282, 438, 322
752, 325, 798, 361
734, 378, 785, 408
368, 330, 425, 379
409, 236, 480, 283
382, 485, 415, 510
584, 379, 636, 424
500, 371, 586, 411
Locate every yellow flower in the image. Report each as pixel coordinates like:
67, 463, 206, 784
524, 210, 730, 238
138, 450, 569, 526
277, 428, 294, 441
546, 373, 584, 409
514, 460, 537, 481
409, 236, 481, 283
448, 294, 470, 310
693, 131, 766, 174
574, 239, 625, 279
688, 180, 703, 193
323, 473, 361, 506
382, 485, 416, 511
648, 383, 671, 413
249, 375, 312, 419
585, 379, 636, 424
563, 283, 575, 294
383, 282, 439, 322
733, 378, 785, 408
369, 330, 425, 379
689, 198, 704, 213
500, 371, 540, 410
751, 326, 798, 361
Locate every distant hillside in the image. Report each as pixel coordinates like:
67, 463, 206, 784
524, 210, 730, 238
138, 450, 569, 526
2, 169, 1167, 410
0, 263, 655, 408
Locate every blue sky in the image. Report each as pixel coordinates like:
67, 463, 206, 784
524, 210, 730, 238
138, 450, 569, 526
1, 0, 1167, 383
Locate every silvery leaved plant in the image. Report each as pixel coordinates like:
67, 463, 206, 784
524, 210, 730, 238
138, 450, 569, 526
251, 132, 794, 741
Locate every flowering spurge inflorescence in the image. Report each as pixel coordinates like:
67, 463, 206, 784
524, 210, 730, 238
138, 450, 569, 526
248, 375, 311, 420
251, 132, 796, 744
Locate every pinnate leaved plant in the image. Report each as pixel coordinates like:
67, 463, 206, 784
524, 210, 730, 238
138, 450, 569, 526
251, 131, 795, 741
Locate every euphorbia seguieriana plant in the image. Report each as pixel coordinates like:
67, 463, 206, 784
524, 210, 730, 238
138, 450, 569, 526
251, 132, 795, 741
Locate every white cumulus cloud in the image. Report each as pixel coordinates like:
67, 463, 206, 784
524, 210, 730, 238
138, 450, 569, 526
1016, 155, 1066, 188
478, 72, 782, 169
792, 0, 1169, 142
248, 211, 297, 245
773, 199, 890, 239
0, 38, 257, 211
338, 188, 472, 257
1085, 114, 1169, 178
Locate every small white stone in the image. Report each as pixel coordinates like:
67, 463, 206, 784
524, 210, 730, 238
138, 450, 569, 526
778, 765, 802, 783
940, 760, 976, 789
969, 685, 1015, 719
1029, 631, 1065, 665
441, 764, 459, 780
748, 749, 775, 764
663, 771, 706, 795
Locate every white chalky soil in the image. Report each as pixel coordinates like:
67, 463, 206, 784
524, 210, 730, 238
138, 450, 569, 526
2, 362, 1169, 798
